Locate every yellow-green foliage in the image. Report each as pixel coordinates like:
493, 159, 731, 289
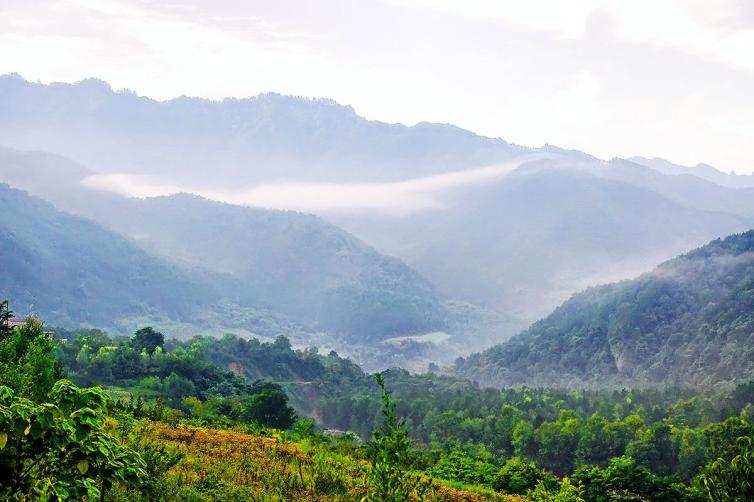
111, 422, 529, 501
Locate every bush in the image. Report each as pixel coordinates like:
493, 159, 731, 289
366, 373, 429, 501
699, 435, 754, 501
569, 456, 693, 502
240, 384, 296, 430
493, 456, 554, 494
0, 380, 145, 499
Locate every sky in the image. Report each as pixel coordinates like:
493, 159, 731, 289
1, 0, 754, 173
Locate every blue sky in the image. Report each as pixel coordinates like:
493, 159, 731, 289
2, 0, 754, 173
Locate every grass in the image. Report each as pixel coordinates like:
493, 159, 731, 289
111, 421, 529, 501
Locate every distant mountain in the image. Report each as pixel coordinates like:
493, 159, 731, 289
0, 182, 448, 350
330, 165, 752, 322
629, 156, 754, 189
455, 230, 754, 387
592, 158, 754, 218
0, 74, 522, 185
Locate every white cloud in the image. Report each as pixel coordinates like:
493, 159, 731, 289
387, 0, 601, 39
393, 0, 754, 70
80, 160, 528, 214
81, 174, 184, 198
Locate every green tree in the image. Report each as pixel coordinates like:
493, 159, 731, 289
0, 380, 145, 499
570, 456, 690, 502
0, 300, 11, 335
240, 382, 295, 429
132, 327, 165, 357
700, 435, 754, 501
513, 419, 537, 459
626, 423, 678, 476
576, 413, 611, 467
366, 373, 418, 502
535, 411, 582, 475
162, 372, 197, 401
493, 456, 553, 495
428, 449, 497, 485
0, 315, 61, 401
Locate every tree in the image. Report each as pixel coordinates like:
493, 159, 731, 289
131, 327, 165, 357
0, 316, 61, 401
366, 373, 423, 502
700, 435, 754, 501
0, 300, 11, 336
428, 449, 497, 486
576, 413, 611, 467
240, 382, 295, 429
493, 457, 553, 495
626, 423, 677, 476
535, 411, 582, 475
513, 419, 537, 459
162, 372, 196, 401
0, 380, 145, 499
570, 456, 690, 502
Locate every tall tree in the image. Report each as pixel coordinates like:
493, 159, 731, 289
131, 327, 165, 357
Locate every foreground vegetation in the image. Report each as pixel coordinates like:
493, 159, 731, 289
2, 299, 754, 500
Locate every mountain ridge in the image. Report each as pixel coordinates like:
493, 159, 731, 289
0, 182, 449, 358
455, 230, 754, 387
0, 74, 524, 185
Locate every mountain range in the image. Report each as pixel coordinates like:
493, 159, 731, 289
2, 74, 754, 374
0, 74, 522, 185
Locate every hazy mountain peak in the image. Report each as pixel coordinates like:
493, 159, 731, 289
0, 74, 523, 185
628, 156, 754, 188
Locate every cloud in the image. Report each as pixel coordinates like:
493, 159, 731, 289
387, 0, 601, 39
81, 174, 185, 198
711, 118, 754, 138
80, 159, 529, 214
394, 0, 754, 70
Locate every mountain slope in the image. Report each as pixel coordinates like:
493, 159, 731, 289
0, 158, 448, 345
455, 230, 754, 387
84, 193, 448, 341
0, 182, 221, 328
0, 74, 522, 185
331, 166, 752, 322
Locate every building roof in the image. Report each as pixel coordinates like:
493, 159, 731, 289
6, 318, 30, 327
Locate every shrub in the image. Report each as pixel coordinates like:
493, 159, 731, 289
0, 380, 145, 499
493, 456, 554, 494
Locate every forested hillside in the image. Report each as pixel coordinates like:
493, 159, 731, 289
0, 183, 448, 354
0, 183, 221, 329
456, 231, 754, 387
78, 192, 448, 343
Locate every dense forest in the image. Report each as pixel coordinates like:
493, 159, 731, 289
3, 299, 754, 500
456, 230, 754, 388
